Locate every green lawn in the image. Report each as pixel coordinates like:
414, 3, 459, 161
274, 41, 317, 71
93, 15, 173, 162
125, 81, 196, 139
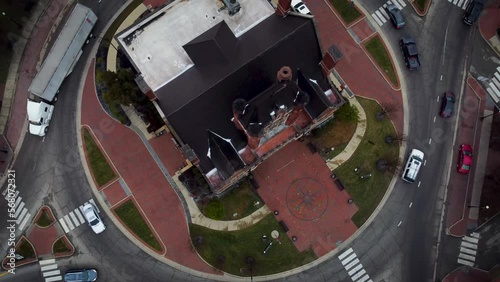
114, 200, 163, 252
363, 36, 399, 87
334, 98, 399, 226
190, 214, 316, 276
35, 210, 52, 227
83, 129, 116, 186
52, 238, 70, 253
329, 0, 362, 25
415, 0, 428, 12
203, 180, 263, 220
309, 102, 358, 159
16, 238, 35, 259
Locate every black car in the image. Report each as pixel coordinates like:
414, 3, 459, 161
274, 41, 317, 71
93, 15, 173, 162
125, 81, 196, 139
385, 4, 405, 29
440, 91, 456, 118
399, 36, 420, 70
464, 0, 484, 25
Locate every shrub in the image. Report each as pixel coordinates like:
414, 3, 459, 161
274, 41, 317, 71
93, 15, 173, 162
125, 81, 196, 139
203, 199, 224, 220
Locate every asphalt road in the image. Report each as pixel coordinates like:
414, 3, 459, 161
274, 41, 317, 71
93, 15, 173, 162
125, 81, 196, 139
0, 0, 496, 281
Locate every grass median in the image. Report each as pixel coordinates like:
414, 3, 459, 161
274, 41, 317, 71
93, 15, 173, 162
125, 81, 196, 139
190, 214, 316, 276
202, 180, 263, 220
333, 98, 399, 226
114, 200, 163, 252
414, 0, 428, 12
329, 0, 362, 25
363, 36, 399, 87
83, 128, 116, 186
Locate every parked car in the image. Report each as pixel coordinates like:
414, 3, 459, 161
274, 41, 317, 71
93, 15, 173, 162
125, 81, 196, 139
64, 269, 98, 282
82, 203, 106, 234
291, 0, 312, 15
400, 36, 421, 70
385, 4, 405, 29
401, 149, 424, 183
440, 91, 456, 118
463, 0, 484, 25
457, 144, 473, 174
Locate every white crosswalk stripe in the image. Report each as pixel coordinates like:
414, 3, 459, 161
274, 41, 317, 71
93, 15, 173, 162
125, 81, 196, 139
338, 248, 373, 282
457, 233, 480, 266
371, 0, 408, 27
58, 199, 100, 233
487, 69, 500, 104
39, 260, 62, 282
448, 0, 470, 9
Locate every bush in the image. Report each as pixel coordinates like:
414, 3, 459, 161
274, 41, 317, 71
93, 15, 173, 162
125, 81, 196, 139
335, 103, 359, 123
203, 199, 224, 220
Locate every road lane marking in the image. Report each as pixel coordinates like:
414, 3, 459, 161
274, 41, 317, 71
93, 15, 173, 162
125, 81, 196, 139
398, 221, 402, 227
418, 181, 421, 187
424, 159, 427, 166
434, 116, 436, 123
409, 202, 413, 208
429, 138, 432, 144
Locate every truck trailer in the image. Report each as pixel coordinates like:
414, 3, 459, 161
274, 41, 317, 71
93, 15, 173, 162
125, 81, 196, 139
27, 4, 97, 136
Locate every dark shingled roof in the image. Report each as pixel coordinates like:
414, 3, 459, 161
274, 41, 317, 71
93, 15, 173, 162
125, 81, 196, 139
155, 14, 331, 172
207, 130, 245, 180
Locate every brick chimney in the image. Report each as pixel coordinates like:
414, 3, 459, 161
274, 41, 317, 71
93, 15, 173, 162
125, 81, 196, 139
275, 0, 292, 17
320, 52, 337, 77
277, 66, 292, 82
232, 98, 247, 131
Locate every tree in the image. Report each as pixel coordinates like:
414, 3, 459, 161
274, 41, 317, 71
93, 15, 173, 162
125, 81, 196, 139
376, 103, 397, 121
376, 153, 401, 173
100, 69, 146, 105
385, 133, 407, 144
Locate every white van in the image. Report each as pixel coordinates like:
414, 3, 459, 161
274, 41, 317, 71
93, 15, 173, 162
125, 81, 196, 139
401, 149, 424, 183
26, 99, 55, 137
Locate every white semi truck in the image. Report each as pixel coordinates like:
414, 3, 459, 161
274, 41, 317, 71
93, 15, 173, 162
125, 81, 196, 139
27, 4, 97, 136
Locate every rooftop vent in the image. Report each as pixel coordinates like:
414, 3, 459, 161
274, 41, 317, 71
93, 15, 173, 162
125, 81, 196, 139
219, 0, 241, 16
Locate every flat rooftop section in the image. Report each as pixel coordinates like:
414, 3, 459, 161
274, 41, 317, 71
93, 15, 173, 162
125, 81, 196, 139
116, 0, 274, 91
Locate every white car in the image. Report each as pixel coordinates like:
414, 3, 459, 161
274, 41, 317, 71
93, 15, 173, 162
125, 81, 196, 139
291, 0, 312, 15
83, 203, 106, 234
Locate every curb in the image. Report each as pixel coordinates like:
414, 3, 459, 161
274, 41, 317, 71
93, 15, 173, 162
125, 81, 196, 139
410, 0, 432, 17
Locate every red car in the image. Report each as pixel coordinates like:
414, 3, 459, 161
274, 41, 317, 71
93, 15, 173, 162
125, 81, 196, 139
457, 144, 473, 174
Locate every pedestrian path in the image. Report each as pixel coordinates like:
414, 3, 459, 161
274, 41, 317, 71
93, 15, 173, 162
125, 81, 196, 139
447, 0, 470, 10
486, 67, 500, 105
338, 248, 373, 282
2, 188, 32, 231
371, 0, 407, 27
39, 259, 62, 282
57, 199, 99, 234
457, 232, 480, 266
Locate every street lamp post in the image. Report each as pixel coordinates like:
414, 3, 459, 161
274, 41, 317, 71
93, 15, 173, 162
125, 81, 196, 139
480, 111, 498, 120
468, 205, 489, 209
1, 12, 23, 29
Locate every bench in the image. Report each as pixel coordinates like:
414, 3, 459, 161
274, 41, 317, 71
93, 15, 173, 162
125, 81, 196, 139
279, 220, 289, 233
335, 178, 345, 191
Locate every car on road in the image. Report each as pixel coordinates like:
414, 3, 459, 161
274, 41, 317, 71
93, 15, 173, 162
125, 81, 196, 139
400, 36, 420, 70
401, 149, 424, 183
440, 91, 456, 118
385, 4, 405, 29
463, 0, 484, 25
83, 203, 105, 234
64, 269, 98, 282
291, 0, 312, 15
457, 144, 473, 174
